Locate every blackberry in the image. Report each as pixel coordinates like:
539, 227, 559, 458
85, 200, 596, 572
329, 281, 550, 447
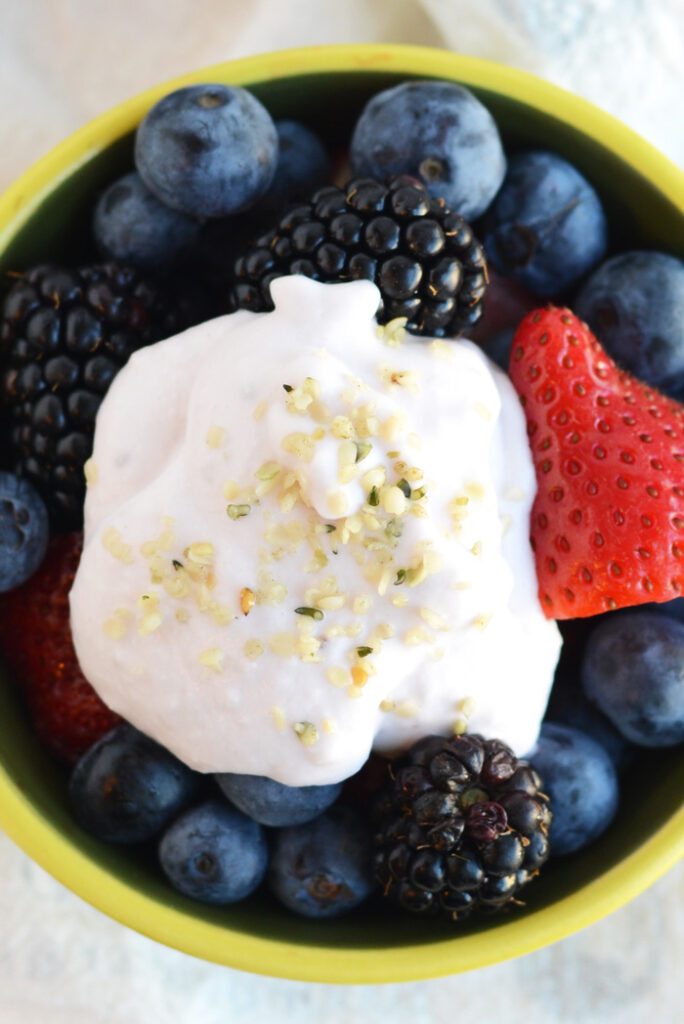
373, 734, 552, 922
1, 264, 184, 527
232, 176, 489, 337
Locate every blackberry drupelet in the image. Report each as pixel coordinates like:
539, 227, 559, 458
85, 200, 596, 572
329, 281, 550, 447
373, 734, 552, 922
232, 176, 489, 337
1, 264, 183, 526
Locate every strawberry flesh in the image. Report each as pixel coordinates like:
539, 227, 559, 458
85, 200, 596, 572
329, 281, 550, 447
0, 533, 120, 763
509, 307, 684, 619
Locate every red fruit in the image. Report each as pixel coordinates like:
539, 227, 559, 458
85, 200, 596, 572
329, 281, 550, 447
470, 269, 538, 343
509, 307, 684, 620
0, 533, 120, 763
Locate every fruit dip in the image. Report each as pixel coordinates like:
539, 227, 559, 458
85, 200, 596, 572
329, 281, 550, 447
69, 275, 561, 785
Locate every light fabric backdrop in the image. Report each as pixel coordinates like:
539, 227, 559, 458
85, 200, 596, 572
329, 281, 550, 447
0, 1, 682, 1021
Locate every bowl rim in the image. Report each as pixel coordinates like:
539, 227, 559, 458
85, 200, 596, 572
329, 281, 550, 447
1, 42, 684, 984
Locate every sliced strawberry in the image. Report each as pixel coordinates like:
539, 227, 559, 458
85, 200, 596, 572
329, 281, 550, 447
0, 533, 120, 764
509, 307, 684, 619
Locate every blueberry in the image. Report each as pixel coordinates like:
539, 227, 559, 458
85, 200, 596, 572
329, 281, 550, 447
575, 251, 684, 393
582, 612, 684, 747
215, 772, 341, 827
0, 472, 48, 591
562, 697, 633, 773
268, 805, 373, 918
135, 84, 278, 218
350, 80, 505, 220
650, 597, 684, 624
482, 151, 607, 297
159, 799, 267, 904
93, 172, 200, 269
531, 723, 618, 856
546, 676, 633, 773
259, 121, 330, 217
69, 723, 200, 844
478, 327, 515, 371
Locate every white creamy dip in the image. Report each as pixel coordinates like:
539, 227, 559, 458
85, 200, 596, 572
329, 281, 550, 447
70, 276, 561, 785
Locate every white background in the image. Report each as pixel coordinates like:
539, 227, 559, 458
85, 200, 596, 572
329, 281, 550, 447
1, 1, 683, 1021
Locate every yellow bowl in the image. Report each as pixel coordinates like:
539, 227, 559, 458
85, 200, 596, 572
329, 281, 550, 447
1, 44, 683, 984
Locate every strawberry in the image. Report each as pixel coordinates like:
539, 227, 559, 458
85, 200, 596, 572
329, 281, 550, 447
509, 307, 684, 620
0, 533, 120, 763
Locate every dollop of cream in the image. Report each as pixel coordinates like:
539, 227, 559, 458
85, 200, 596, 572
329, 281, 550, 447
70, 277, 561, 785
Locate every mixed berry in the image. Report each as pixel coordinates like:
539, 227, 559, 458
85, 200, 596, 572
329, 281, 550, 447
1, 75, 683, 927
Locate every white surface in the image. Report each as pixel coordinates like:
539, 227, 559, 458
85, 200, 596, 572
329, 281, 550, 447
1, 0, 683, 1020
1, 0, 684, 191
1, 832, 683, 1023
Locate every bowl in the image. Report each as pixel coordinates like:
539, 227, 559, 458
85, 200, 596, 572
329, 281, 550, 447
1, 43, 683, 984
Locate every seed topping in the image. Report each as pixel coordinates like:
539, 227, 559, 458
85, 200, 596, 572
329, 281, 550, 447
84, 458, 98, 485
293, 721, 319, 746
198, 647, 225, 672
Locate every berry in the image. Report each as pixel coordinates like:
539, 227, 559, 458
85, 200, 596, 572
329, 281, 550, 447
509, 307, 684, 619
471, 269, 538, 369
135, 84, 278, 219
93, 171, 201, 270
260, 121, 330, 217
531, 723, 618, 856
482, 151, 607, 298
373, 734, 551, 922
582, 612, 684, 746
232, 175, 489, 336
214, 772, 341, 827
170, 214, 261, 322
159, 799, 268, 904
550, 619, 621, 745
69, 723, 200, 844
575, 251, 684, 395
350, 80, 505, 220
269, 805, 373, 919
0, 472, 48, 591
0, 264, 183, 526
652, 597, 684, 623
0, 533, 120, 763
546, 673, 633, 773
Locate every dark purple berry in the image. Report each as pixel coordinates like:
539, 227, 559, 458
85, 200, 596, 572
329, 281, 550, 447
232, 176, 488, 336
466, 801, 508, 843
1, 264, 186, 527
373, 734, 552, 922
499, 792, 549, 836
410, 849, 447, 892
480, 833, 525, 876
446, 851, 485, 891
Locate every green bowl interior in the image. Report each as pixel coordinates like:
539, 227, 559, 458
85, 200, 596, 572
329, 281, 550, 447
1, 67, 684, 957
